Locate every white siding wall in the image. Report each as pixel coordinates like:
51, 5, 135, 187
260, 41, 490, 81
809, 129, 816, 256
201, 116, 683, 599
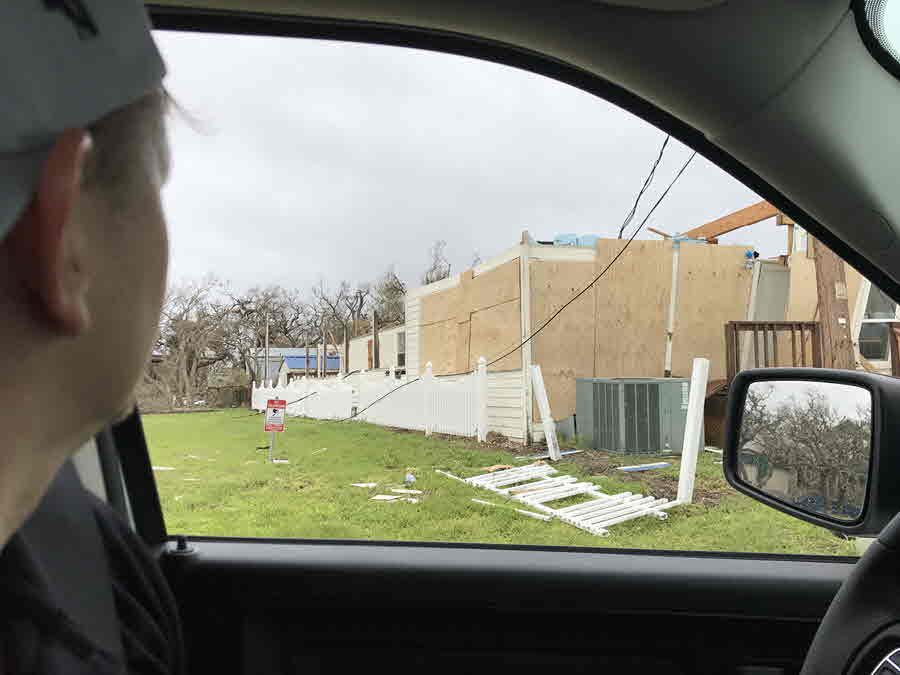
348, 325, 405, 372
486, 369, 525, 443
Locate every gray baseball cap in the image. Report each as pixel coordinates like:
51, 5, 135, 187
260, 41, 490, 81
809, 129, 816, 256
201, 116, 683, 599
0, 1, 165, 240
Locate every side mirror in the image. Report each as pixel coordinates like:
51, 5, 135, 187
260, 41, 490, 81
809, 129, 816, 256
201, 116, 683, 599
725, 368, 900, 536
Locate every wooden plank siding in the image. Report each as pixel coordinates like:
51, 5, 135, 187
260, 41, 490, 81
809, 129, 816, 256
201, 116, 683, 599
486, 369, 525, 442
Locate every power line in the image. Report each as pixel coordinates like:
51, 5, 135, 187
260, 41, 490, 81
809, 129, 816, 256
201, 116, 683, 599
230, 368, 362, 421
228, 390, 320, 421
342, 149, 697, 419
339, 375, 422, 422
617, 134, 670, 239
233, 148, 697, 424
487, 149, 697, 369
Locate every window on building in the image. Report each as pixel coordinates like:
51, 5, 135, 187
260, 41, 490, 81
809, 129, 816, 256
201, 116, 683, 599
860, 285, 899, 363
860, 323, 890, 360
867, 286, 896, 319
397, 332, 406, 369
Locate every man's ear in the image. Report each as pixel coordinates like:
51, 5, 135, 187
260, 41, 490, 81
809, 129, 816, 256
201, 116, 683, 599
7, 129, 91, 336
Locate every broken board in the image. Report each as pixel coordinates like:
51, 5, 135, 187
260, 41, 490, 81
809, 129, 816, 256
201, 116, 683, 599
454, 465, 677, 537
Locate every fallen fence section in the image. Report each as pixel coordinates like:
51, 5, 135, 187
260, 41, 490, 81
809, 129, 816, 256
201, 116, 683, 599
447, 464, 678, 537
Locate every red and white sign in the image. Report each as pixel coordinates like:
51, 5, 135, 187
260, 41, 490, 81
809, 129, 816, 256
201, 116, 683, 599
264, 399, 286, 432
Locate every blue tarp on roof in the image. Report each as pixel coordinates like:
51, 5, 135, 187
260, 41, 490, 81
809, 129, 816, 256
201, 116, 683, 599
254, 348, 333, 380
283, 355, 340, 370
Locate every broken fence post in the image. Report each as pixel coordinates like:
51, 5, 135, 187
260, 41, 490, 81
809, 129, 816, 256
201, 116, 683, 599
676, 357, 710, 505
477, 356, 488, 442
530, 364, 561, 461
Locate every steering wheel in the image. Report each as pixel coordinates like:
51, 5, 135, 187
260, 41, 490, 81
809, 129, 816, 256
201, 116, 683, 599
801, 513, 900, 674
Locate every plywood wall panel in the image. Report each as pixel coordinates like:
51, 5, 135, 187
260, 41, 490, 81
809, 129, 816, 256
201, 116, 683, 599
672, 244, 754, 380
594, 240, 672, 379
530, 260, 596, 419
420, 319, 458, 374
469, 299, 521, 372
470, 259, 520, 309
420, 286, 462, 325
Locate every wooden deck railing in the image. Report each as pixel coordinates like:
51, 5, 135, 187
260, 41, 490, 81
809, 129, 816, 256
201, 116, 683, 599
725, 321, 823, 383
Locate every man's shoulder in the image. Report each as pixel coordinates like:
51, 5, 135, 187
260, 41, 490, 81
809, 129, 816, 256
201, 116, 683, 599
86, 494, 186, 674
0, 490, 184, 674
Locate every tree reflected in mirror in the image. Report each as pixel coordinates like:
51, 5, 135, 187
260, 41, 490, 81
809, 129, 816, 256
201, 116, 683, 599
739, 381, 872, 521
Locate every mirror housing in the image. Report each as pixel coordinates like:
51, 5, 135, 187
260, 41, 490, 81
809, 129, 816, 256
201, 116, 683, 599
725, 368, 900, 536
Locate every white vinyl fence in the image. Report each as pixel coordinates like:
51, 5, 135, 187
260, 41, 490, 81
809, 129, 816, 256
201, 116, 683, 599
251, 358, 489, 440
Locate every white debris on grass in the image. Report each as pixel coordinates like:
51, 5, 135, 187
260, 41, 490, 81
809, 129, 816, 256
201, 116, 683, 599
470, 498, 551, 522
449, 465, 672, 536
152, 466, 175, 471
183, 478, 200, 482
371, 494, 402, 501
351, 482, 377, 488
273, 459, 290, 464
618, 462, 671, 472
312, 448, 328, 455
391, 488, 423, 495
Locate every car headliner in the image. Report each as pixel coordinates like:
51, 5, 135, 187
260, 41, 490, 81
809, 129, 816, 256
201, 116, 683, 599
147, 0, 900, 300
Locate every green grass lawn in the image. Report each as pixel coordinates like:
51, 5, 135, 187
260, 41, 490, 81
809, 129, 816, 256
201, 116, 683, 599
142, 410, 856, 555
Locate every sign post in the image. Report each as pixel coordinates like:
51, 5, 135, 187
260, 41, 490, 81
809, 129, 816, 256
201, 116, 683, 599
264, 399, 286, 463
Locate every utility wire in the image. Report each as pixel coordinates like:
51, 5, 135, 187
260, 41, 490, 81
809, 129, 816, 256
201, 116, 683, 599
234, 149, 697, 424
486, 150, 696, 369
230, 369, 362, 420
338, 375, 422, 422
342, 149, 697, 419
617, 135, 670, 239
228, 390, 320, 421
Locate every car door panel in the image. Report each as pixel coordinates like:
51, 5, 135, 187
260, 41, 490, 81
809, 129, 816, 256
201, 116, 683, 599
160, 539, 851, 674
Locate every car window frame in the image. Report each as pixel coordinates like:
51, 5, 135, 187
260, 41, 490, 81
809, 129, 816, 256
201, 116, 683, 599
136, 4, 887, 562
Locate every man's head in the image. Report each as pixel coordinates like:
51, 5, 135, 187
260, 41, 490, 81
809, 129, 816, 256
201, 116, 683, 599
0, 89, 172, 431
0, 1, 167, 503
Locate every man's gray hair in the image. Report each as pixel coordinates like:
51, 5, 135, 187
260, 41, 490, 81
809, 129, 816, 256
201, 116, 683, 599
81, 88, 170, 204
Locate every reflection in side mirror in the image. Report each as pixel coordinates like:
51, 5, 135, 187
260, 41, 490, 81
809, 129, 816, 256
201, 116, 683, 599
738, 380, 872, 522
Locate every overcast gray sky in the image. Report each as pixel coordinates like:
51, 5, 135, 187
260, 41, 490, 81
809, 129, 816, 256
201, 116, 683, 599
750, 381, 872, 421
156, 30, 778, 293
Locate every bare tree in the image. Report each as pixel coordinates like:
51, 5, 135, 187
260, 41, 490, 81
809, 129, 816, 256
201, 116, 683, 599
342, 283, 371, 337
372, 267, 406, 326
143, 278, 230, 407
739, 387, 871, 516
422, 239, 451, 285
220, 284, 313, 382
312, 280, 357, 374
268, 287, 310, 347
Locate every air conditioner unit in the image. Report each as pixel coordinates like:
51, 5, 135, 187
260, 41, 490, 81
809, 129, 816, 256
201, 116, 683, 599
576, 377, 700, 455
